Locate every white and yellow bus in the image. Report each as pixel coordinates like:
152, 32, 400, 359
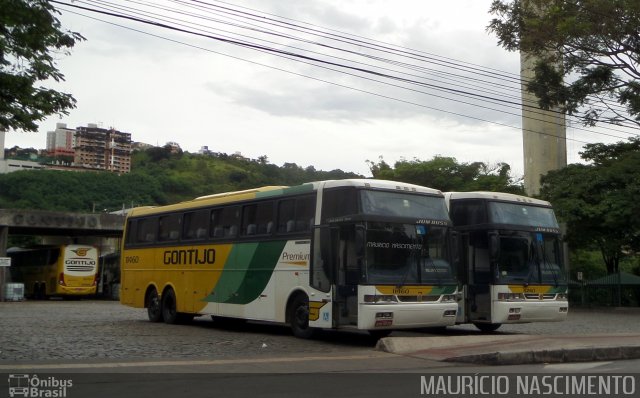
445, 192, 568, 332
8, 244, 99, 298
120, 179, 459, 338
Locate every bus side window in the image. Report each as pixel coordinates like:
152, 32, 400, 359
277, 199, 295, 234
158, 214, 181, 242
211, 206, 240, 239
242, 201, 274, 236
183, 210, 210, 240
276, 195, 315, 235
136, 218, 158, 244
322, 188, 357, 222
295, 196, 315, 232
125, 220, 137, 245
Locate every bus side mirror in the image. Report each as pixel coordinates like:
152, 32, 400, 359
355, 226, 365, 258
319, 226, 339, 281
450, 230, 460, 266
489, 232, 500, 262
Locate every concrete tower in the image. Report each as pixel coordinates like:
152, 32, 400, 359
521, 52, 567, 196
0, 130, 5, 160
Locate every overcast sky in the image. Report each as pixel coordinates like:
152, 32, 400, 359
5, 0, 629, 177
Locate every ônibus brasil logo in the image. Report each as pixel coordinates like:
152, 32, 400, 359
7, 374, 73, 398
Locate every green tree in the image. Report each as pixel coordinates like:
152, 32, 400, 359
540, 138, 640, 274
367, 156, 524, 193
0, 0, 83, 132
488, 0, 640, 127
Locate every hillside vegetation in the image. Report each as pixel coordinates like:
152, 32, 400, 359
0, 146, 524, 212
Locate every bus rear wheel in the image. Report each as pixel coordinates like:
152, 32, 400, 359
37, 283, 48, 300
146, 288, 163, 323
473, 322, 501, 333
161, 288, 192, 324
289, 294, 315, 339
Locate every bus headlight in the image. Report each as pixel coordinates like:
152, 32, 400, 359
441, 294, 457, 303
497, 293, 525, 301
555, 293, 568, 301
364, 295, 398, 304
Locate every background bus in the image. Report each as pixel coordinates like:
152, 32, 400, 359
8, 244, 99, 299
120, 179, 459, 338
445, 192, 568, 332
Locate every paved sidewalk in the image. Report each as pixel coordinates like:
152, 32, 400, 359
377, 333, 640, 365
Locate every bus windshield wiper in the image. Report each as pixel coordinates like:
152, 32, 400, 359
541, 239, 559, 287
525, 240, 537, 286
397, 243, 419, 288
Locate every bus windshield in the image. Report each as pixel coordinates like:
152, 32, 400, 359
360, 190, 449, 220
488, 202, 559, 228
364, 222, 454, 285
496, 232, 566, 284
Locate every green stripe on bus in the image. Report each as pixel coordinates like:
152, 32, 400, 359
428, 285, 457, 295
255, 184, 314, 198
204, 241, 287, 304
224, 241, 287, 304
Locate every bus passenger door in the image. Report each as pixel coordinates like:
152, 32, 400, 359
467, 231, 493, 322
334, 225, 360, 327
309, 226, 335, 328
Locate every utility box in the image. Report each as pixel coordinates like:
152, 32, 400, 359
3, 283, 24, 301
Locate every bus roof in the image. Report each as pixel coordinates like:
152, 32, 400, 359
321, 179, 443, 195
127, 179, 443, 217
444, 191, 552, 207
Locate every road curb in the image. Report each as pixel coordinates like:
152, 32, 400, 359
443, 345, 640, 365
376, 336, 640, 366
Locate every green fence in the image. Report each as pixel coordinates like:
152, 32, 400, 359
569, 272, 640, 307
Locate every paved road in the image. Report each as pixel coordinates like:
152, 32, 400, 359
1, 300, 639, 363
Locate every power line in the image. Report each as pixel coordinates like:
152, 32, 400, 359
79, 0, 639, 136
51, 0, 637, 145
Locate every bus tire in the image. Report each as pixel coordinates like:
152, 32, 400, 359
368, 330, 392, 340
39, 283, 48, 300
288, 294, 315, 339
146, 288, 163, 323
31, 283, 40, 300
161, 288, 192, 325
473, 322, 501, 333
161, 288, 179, 324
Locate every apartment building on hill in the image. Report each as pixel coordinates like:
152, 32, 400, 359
74, 124, 132, 173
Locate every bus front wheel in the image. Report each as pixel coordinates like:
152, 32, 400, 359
146, 288, 163, 323
289, 294, 315, 339
473, 322, 501, 333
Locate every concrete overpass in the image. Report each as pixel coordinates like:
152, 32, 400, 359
0, 209, 125, 299
0, 209, 125, 239
0, 208, 125, 254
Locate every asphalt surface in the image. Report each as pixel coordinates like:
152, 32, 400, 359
1, 300, 639, 366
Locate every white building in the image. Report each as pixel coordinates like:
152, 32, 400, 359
46, 123, 76, 157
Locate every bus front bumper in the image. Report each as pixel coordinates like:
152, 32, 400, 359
492, 301, 569, 324
59, 286, 96, 295
358, 302, 458, 330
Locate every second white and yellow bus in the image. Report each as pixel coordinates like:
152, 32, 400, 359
8, 244, 100, 299
445, 191, 568, 332
120, 179, 459, 338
